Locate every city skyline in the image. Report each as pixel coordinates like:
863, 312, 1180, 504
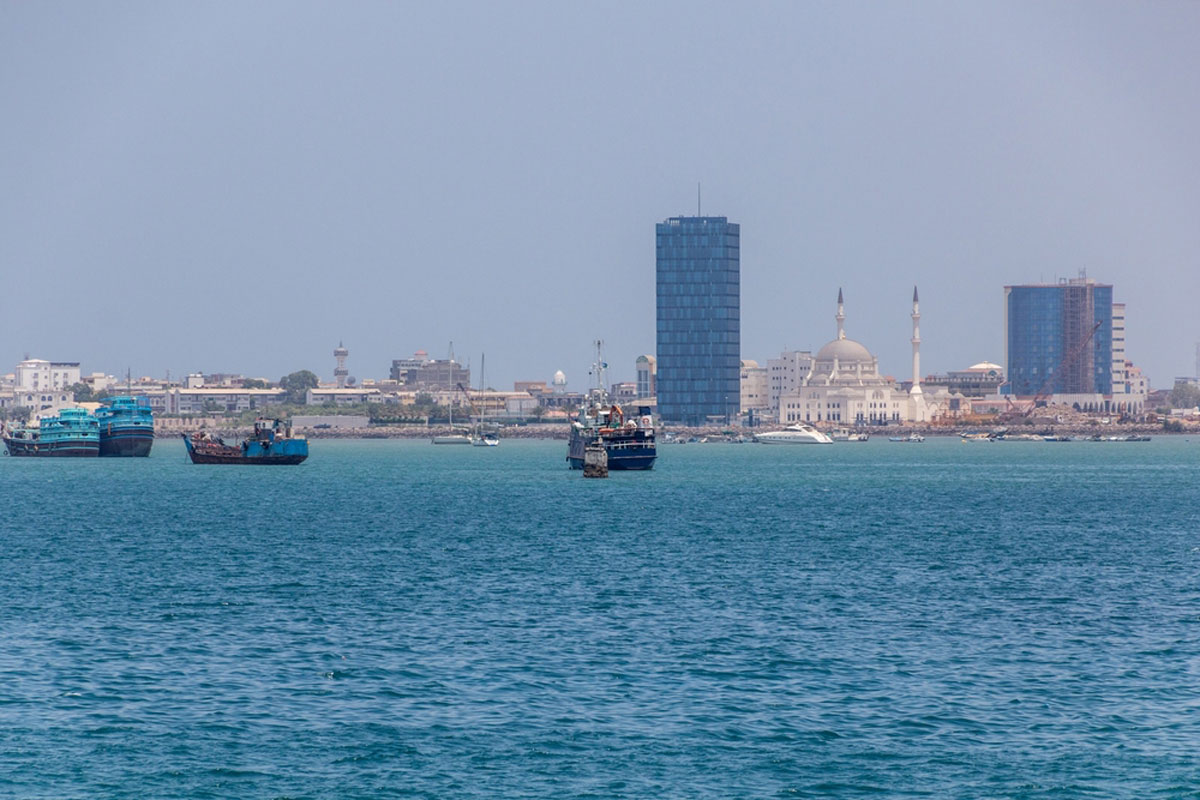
3, 3, 1199, 388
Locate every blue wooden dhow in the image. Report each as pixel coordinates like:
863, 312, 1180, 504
96, 396, 155, 457
2, 407, 100, 457
182, 418, 308, 465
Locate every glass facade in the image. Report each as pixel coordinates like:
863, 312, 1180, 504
655, 216, 740, 425
1005, 282, 1113, 396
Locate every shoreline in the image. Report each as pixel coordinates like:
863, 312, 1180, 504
159, 421, 1192, 440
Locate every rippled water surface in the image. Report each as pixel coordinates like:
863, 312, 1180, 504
3, 437, 1200, 798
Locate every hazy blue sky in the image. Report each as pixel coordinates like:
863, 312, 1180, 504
3, 2, 1198, 389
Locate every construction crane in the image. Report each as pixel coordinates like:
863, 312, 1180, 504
455, 382, 479, 416
1002, 319, 1103, 420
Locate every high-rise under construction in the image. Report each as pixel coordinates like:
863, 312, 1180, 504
1004, 277, 1113, 397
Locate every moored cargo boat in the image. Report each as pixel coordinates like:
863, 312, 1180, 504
2, 408, 100, 457
96, 395, 155, 457
566, 340, 656, 471
567, 402, 656, 470
182, 418, 308, 465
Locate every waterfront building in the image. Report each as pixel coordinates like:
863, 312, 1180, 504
0, 387, 75, 416
1004, 276, 1147, 413
1111, 303, 1127, 396
1004, 277, 1113, 397
779, 289, 906, 425
923, 362, 1005, 398
740, 360, 769, 418
1125, 363, 1149, 400
635, 355, 656, 400
305, 387, 382, 407
610, 382, 638, 405
655, 215, 740, 425
767, 350, 814, 418
15, 359, 80, 392
165, 387, 287, 414
389, 350, 470, 390
778, 288, 963, 425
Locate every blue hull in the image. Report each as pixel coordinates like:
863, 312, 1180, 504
567, 449, 656, 470
183, 432, 308, 465
99, 427, 154, 457
4, 437, 99, 457
567, 428, 656, 471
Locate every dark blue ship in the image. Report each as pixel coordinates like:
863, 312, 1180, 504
566, 341, 656, 471
96, 396, 155, 457
567, 403, 656, 470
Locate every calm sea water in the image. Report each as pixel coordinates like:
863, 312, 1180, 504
2, 436, 1200, 798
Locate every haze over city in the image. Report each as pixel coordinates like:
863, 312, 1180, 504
3, 2, 1198, 388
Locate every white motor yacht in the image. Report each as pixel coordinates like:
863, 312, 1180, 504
754, 423, 833, 445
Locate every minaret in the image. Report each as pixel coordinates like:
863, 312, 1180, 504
836, 288, 846, 340
910, 286, 926, 422
334, 341, 349, 388
910, 286, 921, 396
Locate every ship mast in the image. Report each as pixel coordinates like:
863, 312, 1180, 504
589, 339, 608, 404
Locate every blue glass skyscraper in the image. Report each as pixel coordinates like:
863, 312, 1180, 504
655, 216, 740, 425
1004, 279, 1113, 396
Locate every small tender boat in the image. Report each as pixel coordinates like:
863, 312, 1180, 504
472, 430, 500, 447
888, 433, 925, 443
432, 433, 472, 445
755, 423, 833, 445
182, 418, 307, 465
830, 427, 869, 442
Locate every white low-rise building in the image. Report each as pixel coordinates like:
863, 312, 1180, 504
767, 350, 813, 418
740, 360, 769, 416
166, 387, 287, 414
0, 387, 76, 417
15, 359, 80, 392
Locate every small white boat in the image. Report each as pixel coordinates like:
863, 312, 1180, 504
830, 427, 869, 442
755, 423, 833, 445
472, 432, 500, 447
432, 432, 472, 444
888, 433, 925, 443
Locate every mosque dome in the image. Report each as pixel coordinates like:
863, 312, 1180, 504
553, 370, 567, 386
967, 361, 1003, 372
816, 337, 874, 364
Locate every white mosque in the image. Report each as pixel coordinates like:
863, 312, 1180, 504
778, 287, 959, 425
